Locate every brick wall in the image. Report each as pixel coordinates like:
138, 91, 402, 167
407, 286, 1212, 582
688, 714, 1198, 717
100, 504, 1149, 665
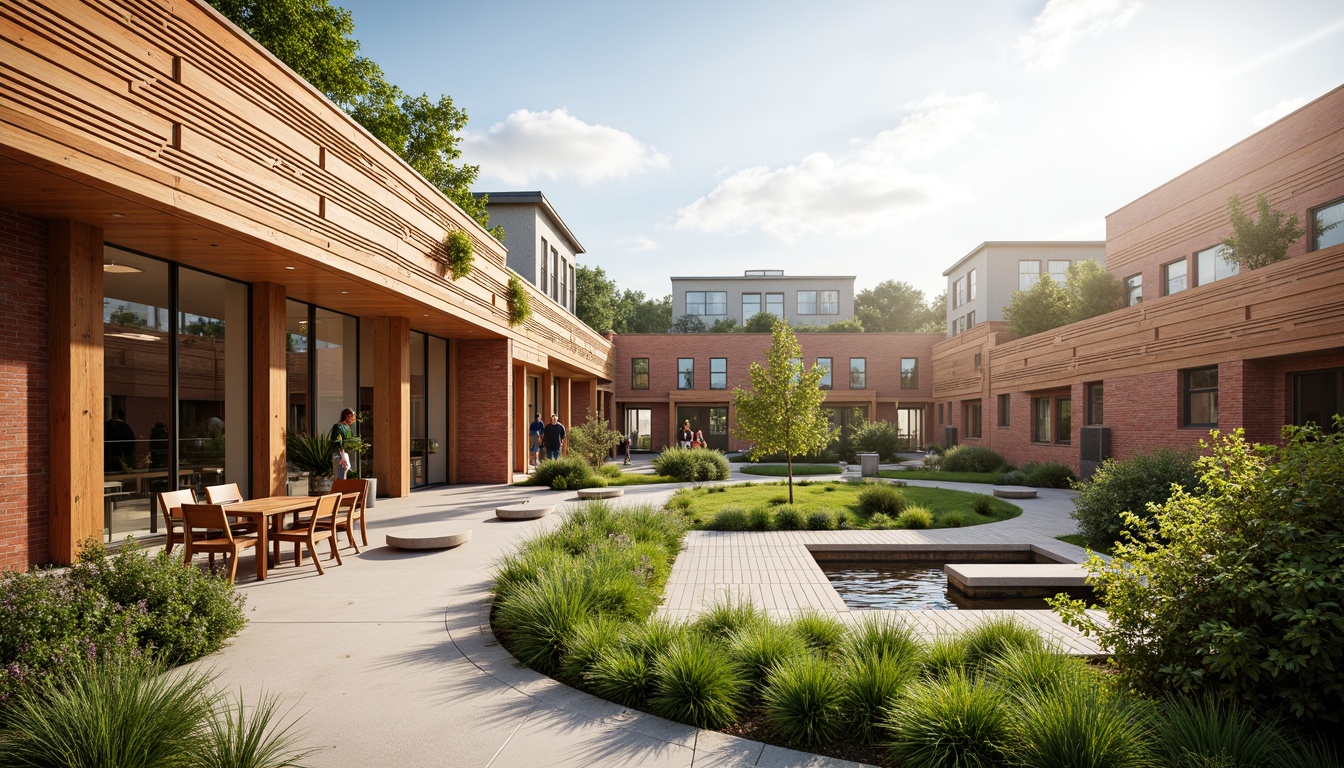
0, 207, 50, 570
454, 338, 511, 484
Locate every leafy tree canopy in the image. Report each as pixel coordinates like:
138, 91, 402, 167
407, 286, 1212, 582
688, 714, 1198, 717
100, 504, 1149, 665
742, 312, 778, 333
731, 320, 838, 503
575, 265, 617, 332
708, 317, 740, 333
1003, 274, 1071, 338
1064, 260, 1124, 322
668, 314, 707, 334
854, 280, 942, 332
209, 0, 495, 235
1219, 193, 1305, 270
614, 291, 671, 333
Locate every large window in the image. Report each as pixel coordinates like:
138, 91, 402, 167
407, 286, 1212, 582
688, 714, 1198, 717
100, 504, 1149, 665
1032, 398, 1051, 443
952, 276, 966, 308
817, 357, 832, 389
678, 358, 694, 389
710, 358, 727, 389
1086, 382, 1104, 425
1163, 259, 1188, 295
969, 269, 977, 301
558, 258, 567, 308
1196, 245, 1238, 286
550, 247, 559, 299
1019, 260, 1040, 291
818, 290, 838, 314
797, 290, 817, 315
539, 237, 549, 290
1055, 398, 1071, 445
709, 407, 728, 435
631, 358, 649, 390
1313, 198, 1344, 251
850, 358, 866, 389
766, 292, 784, 318
1294, 369, 1342, 433
997, 394, 1010, 427
900, 358, 918, 389
964, 401, 982, 438
1125, 274, 1143, 306
1184, 367, 1219, 427
742, 293, 761, 320
685, 291, 726, 316
1048, 260, 1070, 285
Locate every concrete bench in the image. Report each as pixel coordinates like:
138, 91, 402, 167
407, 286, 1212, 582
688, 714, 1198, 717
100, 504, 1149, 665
576, 487, 623, 499
385, 527, 471, 551
992, 486, 1037, 499
944, 563, 1087, 598
495, 503, 553, 521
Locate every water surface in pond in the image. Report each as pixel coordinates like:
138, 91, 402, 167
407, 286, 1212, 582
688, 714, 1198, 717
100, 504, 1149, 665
819, 560, 1055, 610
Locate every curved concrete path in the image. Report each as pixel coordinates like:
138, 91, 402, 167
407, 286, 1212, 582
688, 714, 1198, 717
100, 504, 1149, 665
196, 461, 1095, 767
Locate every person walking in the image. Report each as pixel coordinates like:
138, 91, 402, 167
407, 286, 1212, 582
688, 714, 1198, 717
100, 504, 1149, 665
617, 432, 631, 465
678, 420, 693, 448
542, 414, 566, 460
329, 408, 357, 479
528, 413, 545, 467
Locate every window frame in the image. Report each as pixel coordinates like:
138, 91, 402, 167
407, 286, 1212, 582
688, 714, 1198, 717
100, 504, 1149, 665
677, 357, 694, 390
1032, 397, 1051, 443
818, 290, 839, 315
1047, 259, 1070, 285
765, 292, 785, 318
953, 276, 966, 308
1183, 367, 1219, 428
704, 291, 727, 315
997, 394, 1010, 428
1313, 197, 1344, 251
1055, 397, 1072, 445
1124, 273, 1143, 306
685, 291, 706, 316
797, 290, 817, 315
969, 269, 978, 301
709, 357, 727, 390
1019, 260, 1040, 291
1195, 245, 1238, 286
817, 357, 832, 390
900, 358, 918, 389
742, 292, 761, 320
849, 358, 867, 390
631, 357, 649, 390
1085, 381, 1103, 425
964, 400, 983, 439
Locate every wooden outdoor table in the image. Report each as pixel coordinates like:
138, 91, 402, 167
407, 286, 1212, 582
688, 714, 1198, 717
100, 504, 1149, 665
224, 496, 317, 580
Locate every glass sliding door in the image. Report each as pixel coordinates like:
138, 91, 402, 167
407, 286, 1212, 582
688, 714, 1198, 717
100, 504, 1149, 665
427, 336, 448, 485
285, 300, 310, 436
177, 268, 248, 498
313, 308, 358, 440
624, 408, 651, 451
409, 331, 427, 487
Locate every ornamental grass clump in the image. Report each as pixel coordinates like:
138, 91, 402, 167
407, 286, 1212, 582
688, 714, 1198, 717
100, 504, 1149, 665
895, 505, 933, 529
883, 669, 1012, 768
839, 652, 918, 744
773, 505, 805, 530
959, 616, 1044, 671
492, 562, 601, 675
557, 615, 631, 688
1009, 683, 1151, 768
805, 509, 836, 530
1147, 694, 1292, 768
652, 446, 730, 482
857, 483, 906, 517
1022, 461, 1077, 489
985, 645, 1097, 698
532, 456, 595, 490
693, 596, 766, 641
761, 655, 844, 747
710, 507, 750, 531
841, 613, 921, 666
785, 612, 847, 658
727, 622, 807, 692
940, 445, 1007, 473
648, 634, 745, 730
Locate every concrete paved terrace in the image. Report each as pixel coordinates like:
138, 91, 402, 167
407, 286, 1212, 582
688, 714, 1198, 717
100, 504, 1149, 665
196, 463, 1104, 767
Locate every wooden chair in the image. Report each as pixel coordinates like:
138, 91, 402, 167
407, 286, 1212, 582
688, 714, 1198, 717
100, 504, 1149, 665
272, 493, 342, 575
329, 478, 371, 548
180, 503, 259, 583
204, 482, 258, 533
155, 489, 197, 556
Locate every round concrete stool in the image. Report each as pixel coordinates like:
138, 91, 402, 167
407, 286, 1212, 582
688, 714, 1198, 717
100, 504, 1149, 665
992, 486, 1037, 499
496, 503, 553, 521
576, 487, 624, 500
385, 526, 472, 550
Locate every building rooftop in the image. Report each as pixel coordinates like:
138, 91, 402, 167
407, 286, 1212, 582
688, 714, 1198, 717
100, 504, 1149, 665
475, 191, 585, 254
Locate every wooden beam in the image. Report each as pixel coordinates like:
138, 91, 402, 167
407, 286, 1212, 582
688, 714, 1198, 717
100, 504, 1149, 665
250, 282, 286, 497
48, 219, 102, 564
373, 317, 410, 496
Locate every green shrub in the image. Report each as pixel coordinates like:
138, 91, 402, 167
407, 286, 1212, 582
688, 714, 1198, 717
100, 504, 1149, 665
1010, 684, 1150, 768
728, 623, 807, 691
1055, 425, 1344, 726
806, 509, 836, 530
996, 469, 1028, 485
941, 445, 1007, 473
1148, 694, 1290, 768
586, 646, 651, 708
649, 635, 745, 729
200, 689, 326, 768
834, 510, 851, 529
566, 412, 624, 470
960, 617, 1044, 670
598, 463, 623, 479
557, 615, 630, 688
693, 596, 766, 641
533, 456, 596, 490
884, 670, 1012, 768
850, 419, 906, 460
786, 612, 846, 657
774, 505, 805, 530
767, 493, 790, 506
710, 507, 750, 531
1022, 461, 1077, 489
839, 653, 917, 743
920, 636, 970, 680
895, 505, 933, 529
867, 512, 895, 529
652, 447, 731, 482
1070, 446, 1199, 550
842, 613, 921, 666
942, 512, 967, 528
492, 562, 599, 675
857, 484, 906, 517
971, 496, 995, 516
985, 646, 1097, 698
761, 655, 843, 747
748, 506, 772, 531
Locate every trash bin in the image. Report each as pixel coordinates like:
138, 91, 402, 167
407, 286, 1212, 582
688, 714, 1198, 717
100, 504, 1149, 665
858, 453, 880, 477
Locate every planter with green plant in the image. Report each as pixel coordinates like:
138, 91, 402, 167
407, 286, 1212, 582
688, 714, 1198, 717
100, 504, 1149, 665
286, 431, 358, 495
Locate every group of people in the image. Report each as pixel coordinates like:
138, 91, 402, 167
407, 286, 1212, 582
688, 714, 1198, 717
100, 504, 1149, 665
528, 413, 569, 465
677, 420, 706, 449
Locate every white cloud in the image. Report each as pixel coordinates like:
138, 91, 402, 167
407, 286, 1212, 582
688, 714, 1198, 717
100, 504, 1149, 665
673, 93, 996, 239
1252, 97, 1310, 129
463, 108, 669, 185
1017, 0, 1142, 70
616, 235, 659, 253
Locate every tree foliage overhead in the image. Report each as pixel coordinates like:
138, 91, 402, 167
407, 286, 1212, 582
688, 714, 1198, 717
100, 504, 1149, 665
1003, 274, 1071, 338
854, 280, 943, 333
209, 0, 495, 235
731, 320, 838, 503
1219, 193, 1305, 270
575, 265, 617, 332
615, 291, 672, 333
1063, 260, 1124, 322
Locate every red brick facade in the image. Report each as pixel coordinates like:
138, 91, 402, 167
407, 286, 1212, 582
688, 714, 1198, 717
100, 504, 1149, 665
0, 207, 50, 569
455, 339, 513, 484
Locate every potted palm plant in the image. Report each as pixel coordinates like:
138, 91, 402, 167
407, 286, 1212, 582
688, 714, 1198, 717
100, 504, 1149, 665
285, 431, 336, 495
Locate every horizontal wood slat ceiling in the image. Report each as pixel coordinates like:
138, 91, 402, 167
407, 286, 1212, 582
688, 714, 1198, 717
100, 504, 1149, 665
0, 0, 613, 379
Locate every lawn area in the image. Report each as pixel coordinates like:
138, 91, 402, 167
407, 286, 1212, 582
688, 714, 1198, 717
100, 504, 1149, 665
672, 479, 1019, 530
739, 464, 843, 477
877, 469, 999, 484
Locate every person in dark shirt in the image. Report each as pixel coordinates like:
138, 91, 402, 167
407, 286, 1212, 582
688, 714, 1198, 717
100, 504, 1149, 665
528, 413, 545, 466
329, 408, 356, 479
104, 410, 136, 471
541, 414, 566, 460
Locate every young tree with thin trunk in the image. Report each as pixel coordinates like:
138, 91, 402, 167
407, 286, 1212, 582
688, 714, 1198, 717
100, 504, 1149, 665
731, 320, 838, 503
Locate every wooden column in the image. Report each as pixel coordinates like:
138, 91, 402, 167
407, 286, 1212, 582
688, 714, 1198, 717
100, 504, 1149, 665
48, 220, 103, 564
250, 282, 287, 497
373, 316, 410, 497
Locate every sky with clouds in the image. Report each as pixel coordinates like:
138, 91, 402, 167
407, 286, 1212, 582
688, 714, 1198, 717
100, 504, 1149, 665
332, 0, 1344, 299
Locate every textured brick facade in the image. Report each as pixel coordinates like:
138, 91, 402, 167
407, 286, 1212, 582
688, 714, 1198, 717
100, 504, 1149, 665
455, 339, 512, 484
0, 207, 50, 570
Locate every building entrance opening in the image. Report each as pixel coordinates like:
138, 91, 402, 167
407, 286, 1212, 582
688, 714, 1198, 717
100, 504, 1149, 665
625, 408, 652, 451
